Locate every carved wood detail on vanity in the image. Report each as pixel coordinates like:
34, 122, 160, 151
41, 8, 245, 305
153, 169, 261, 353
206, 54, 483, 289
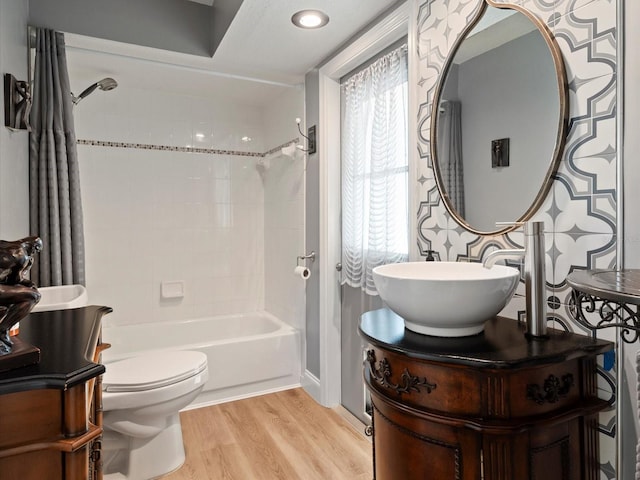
483, 437, 514, 480
486, 375, 508, 418
359, 311, 613, 480
526, 373, 575, 405
366, 349, 437, 396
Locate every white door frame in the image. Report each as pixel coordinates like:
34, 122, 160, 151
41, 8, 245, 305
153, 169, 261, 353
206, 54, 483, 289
316, 1, 412, 407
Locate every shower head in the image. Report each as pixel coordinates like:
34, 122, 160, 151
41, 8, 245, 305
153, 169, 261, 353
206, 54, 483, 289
97, 77, 118, 91
72, 77, 118, 105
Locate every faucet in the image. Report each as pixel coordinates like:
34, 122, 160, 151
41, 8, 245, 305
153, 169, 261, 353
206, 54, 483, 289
483, 221, 547, 338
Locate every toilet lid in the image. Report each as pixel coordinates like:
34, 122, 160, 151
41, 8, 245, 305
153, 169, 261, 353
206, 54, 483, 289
103, 350, 208, 392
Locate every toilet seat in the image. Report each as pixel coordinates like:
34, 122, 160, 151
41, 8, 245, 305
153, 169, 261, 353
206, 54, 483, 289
103, 351, 208, 392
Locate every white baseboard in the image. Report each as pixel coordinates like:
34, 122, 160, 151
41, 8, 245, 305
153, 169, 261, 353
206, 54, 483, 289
301, 369, 321, 404
183, 375, 301, 410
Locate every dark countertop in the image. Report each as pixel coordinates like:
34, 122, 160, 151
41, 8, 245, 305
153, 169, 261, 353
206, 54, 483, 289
0, 305, 112, 395
359, 308, 613, 369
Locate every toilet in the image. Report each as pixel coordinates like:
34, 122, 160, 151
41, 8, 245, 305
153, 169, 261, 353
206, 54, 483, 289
101, 350, 209, 480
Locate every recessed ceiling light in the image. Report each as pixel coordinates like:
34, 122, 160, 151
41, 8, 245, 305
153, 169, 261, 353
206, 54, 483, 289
291, 10, 329, 29
241, 136, 252, 142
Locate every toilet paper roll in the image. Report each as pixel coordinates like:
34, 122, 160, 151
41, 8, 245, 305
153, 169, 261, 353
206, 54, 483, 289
294, 266, 311, 280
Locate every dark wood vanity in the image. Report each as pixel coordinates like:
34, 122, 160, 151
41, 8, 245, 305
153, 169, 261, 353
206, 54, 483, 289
360, 309, 613, 480
0, 306, 111, 480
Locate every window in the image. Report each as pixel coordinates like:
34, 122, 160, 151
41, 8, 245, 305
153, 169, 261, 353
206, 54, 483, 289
340, 43, 409, 295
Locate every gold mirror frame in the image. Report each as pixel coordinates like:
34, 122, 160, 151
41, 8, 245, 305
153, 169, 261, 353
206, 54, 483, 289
429, 0, 569, 236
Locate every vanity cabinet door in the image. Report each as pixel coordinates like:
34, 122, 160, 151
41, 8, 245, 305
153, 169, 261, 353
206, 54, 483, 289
371, 392, 482, 480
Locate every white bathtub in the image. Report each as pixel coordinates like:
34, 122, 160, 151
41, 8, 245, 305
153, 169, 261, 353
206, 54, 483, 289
101, 311, 301, 407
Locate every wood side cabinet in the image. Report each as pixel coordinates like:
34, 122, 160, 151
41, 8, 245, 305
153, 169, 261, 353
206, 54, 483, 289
0, 306, 112, 480
359, 309, 613, 480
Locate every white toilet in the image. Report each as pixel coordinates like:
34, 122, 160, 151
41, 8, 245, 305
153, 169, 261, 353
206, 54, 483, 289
101, 350, 209, 480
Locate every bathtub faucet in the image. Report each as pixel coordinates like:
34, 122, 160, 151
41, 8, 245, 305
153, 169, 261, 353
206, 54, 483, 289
483, 221, 547, 338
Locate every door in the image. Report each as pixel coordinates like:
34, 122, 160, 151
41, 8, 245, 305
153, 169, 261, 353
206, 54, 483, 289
340, 283, 382, 422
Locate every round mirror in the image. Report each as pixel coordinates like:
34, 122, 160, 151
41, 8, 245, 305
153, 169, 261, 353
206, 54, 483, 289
431, 1, 568, 235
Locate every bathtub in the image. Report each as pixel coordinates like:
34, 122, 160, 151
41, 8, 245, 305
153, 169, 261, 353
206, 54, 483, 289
101, 311, 301, 408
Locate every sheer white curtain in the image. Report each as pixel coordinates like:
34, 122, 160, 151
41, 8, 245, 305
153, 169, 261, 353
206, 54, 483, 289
341, 44, 409, 295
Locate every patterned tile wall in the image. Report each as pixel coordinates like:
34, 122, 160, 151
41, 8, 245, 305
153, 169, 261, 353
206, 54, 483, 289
415, 0, 618, 476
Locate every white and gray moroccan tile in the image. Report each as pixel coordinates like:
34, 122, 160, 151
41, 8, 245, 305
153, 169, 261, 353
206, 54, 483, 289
499, 293, 526, 322
564, 115, 616, 162
553, 0, 617, 82
519, 0, 560, 26
568, 73, 616, 123
550, 232, 616, 286
570, 155, 616, 192
552, 172, 616, 234
417, 103, 433, 160
556, 0, 600, 17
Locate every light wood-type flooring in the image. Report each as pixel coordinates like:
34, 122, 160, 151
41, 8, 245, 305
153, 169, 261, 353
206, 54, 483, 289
162, 388, 373, 480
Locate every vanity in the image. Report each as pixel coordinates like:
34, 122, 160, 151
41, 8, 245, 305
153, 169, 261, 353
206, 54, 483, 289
0, 305, 112, 480
360, 308, 613, 480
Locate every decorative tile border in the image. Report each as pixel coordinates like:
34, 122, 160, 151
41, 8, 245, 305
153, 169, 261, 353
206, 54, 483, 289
77, 138, 299, 158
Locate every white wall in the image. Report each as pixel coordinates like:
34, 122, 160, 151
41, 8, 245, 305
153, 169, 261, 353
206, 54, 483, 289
262, 87, 306, 331
0, 0, 29, 240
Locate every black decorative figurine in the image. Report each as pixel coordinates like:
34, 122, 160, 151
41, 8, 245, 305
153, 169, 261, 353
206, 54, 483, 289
0, 236, 42, 355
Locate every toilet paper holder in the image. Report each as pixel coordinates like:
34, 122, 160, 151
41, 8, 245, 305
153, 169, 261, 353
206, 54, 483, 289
296, 251, 316, 266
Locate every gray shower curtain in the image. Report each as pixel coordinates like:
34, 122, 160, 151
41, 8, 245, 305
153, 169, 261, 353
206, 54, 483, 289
437, 100, 465, 216
29, 28, 85, 286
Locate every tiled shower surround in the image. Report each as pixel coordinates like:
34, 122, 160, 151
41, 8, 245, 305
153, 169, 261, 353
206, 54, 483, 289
415, 0, 618, 475
74, 80, 305, 332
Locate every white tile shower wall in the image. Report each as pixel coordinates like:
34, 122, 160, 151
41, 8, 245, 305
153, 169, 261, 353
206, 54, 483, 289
262, 88, 306, 330
76, 87, 267, 326
263, 157, 305, 329
74, 86, 266, 153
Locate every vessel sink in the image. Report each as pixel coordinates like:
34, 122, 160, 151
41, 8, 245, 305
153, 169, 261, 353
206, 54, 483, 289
32, 284, 89, 312
372, 262, 520, 337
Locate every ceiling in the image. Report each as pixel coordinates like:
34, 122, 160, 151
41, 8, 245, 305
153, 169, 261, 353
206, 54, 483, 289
64, 0, 401, 105
209, 0, 398, 84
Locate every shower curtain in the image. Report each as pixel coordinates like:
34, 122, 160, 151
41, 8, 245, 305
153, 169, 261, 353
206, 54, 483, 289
29, 28, 85, 286
437, 100, 465, 216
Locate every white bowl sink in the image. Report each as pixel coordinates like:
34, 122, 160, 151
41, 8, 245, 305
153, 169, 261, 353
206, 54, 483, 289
372, 262, 520, 337
32, 284, 89, 312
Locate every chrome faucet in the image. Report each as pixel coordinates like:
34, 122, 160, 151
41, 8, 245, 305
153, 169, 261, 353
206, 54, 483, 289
483, 221, 547, 338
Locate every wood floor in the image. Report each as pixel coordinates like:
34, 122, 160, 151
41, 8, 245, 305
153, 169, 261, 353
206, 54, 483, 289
162, 388, 373, 480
